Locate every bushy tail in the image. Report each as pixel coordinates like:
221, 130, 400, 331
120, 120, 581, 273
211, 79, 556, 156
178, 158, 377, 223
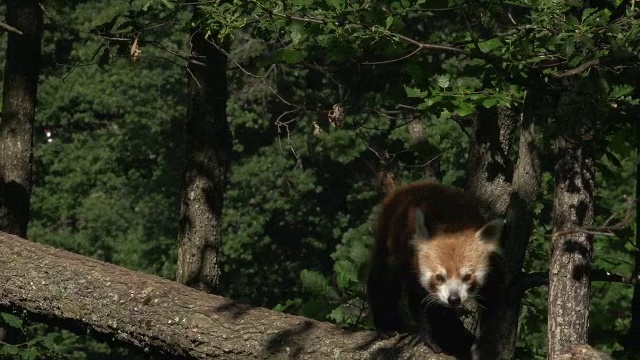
366, 202, 402, 332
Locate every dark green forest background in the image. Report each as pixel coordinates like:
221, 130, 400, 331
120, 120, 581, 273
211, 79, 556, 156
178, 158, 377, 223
0, 0, 638, 358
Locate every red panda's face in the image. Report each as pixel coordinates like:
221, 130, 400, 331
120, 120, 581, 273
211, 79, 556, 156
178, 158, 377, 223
412, 209, 503, 307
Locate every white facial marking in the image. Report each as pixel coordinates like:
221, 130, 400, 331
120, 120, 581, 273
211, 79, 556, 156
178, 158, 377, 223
475, 269, 488, 286
419, 269, 432, 290
438, 279, 469, 305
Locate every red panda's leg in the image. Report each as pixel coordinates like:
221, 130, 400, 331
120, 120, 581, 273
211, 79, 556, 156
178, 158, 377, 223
472, 264, 506, 360
406, 282, 442, 354
367, 252, 402, 334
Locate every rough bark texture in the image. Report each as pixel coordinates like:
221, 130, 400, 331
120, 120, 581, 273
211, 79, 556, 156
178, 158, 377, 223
466, 106, 519, 218
0, 231, 452, 360
465, 103, 542, 360
548, 91, 596, 359
556, 345, 612, 360
176, 18, 232, 292
0, 0, 43, 237
621, 117, 640, 354
472, 94, 543, 359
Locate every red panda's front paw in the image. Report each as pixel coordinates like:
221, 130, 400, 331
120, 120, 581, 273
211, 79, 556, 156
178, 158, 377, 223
418, 332, 442, 354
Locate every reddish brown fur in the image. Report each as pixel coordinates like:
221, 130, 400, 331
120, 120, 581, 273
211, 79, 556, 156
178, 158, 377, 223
367, 181, 500, 357
375, 181, 486, 274
415, 232, 497, 286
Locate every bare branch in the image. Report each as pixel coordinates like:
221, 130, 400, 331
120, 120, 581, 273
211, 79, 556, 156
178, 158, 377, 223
513, 268, 640, 298
554, 59, 600, 78
362, 47, 423, 65
0, 20, 22, 35
379, 30, 469, 55
551, 196, 637, 240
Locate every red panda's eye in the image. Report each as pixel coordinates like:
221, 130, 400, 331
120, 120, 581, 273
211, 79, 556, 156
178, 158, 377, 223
462, 274, 472, 282
435, 274, 445, 283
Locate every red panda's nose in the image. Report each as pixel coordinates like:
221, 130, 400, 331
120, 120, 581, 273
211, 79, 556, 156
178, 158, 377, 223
448, 294, 461, 306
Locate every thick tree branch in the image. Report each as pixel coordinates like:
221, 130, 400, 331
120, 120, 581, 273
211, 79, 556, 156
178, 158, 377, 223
0, 232, 450, 359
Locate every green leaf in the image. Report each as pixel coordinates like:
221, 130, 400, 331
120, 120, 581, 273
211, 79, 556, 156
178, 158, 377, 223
328, 306, 347, 323
581, 8, 597, 22
300, 270, 339, 300
41, 332, 63, 350
275, 49, 306, 64
348, 241, 370, 265
159, 0, 174, 9
272, 298, 302, 313
326, 0, 343, 10
1, 313, 23, 329
0, 345, 18, 355
436, 74, 450, 89
456, 102, 475, 117
335, 260, 357, 289
561, 40, 575, 58
478, 38, 503, 53
141, 0, 153, 11
20, 348, 39, 360
567, 15, 579, 26
404, 85, 427, 98
609, 85, 633, 99
567, 54, 584, 67
385, 16, 394, 30
482, 98, 498, 108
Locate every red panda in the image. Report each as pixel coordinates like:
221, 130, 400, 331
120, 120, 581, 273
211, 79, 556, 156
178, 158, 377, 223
367, 181, 504, 357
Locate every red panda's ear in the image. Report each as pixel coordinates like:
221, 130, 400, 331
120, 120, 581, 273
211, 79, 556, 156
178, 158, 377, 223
413, 208, 431, 241
475, 218, 504, 247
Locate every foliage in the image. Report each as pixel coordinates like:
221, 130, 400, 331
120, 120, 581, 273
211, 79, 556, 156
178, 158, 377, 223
30, 0, 187, 279
0, 312, 138, 360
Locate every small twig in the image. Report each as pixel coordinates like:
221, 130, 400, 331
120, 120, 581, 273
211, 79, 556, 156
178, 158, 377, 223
362, 47, 423, 65
274, 109, 303, 162
185, 65, 202, 87
554, 59, 600, 78
550, 196, 637, 241
0, 20, 22, 35
512, 268, 640, 298
403, 154, 442, 168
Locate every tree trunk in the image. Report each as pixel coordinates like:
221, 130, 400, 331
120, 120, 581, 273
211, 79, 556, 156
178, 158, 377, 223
466, 106, 518, 218
548, 89, 596, 359
0, 231, 450, 360
176, 13, 232, 292
472, 93, 543, 359
0, 0, 43, 237
466, 104, 542, 360
622, 116, 640, 354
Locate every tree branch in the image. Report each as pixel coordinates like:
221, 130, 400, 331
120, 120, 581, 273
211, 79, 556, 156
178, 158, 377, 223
513, 268, 640, 299
554, 59, 600, 78
0, 232, 449, 359
0, 19, 22, 35
551, 195, 636, 241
